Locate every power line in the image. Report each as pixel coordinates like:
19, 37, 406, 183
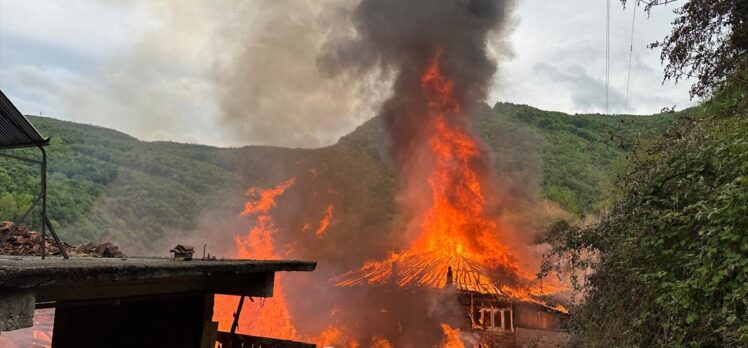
605, 0, 611, 115
624, 1, 638, 114
639, 0, 679, 6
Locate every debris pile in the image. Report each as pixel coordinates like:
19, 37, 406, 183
0, 221, 125, 258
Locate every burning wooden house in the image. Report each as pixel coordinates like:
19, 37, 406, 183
335, 250, 569, 348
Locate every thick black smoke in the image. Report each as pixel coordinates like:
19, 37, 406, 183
319, 0, 516, 162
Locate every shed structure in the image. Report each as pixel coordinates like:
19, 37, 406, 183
0, 256, 317, 347
0, 90, 66, 259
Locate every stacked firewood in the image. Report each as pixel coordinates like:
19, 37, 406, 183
0, 221, 125, 258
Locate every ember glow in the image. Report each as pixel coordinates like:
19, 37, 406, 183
214, 178, 299, 340
315, 204, 334, 238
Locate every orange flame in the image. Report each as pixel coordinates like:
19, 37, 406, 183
335, 50, 567, 306
370, 336, 394, 348
214, 178, 299, 340
415, 51, 519, 271
315, 325, 343, 347
313, 324, 365, 348
315, 204, 334, 238
438, 323, 466, 348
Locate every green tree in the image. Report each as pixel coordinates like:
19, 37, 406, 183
624, 0, 748, 98
544, 113, 748, 346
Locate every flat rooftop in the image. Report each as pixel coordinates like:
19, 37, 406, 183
0, 256, 316, 302
0, 256, 318, 342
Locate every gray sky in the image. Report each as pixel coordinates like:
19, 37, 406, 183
0, 0, 693, 147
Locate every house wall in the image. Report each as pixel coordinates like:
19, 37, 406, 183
513, 303, 569, 348
458, 295, 569, 348
478, 330, 515, 348
514, 327, 569, 348
513, 303, 565, 330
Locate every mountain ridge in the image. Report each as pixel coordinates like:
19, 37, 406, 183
0, 102, 676, 253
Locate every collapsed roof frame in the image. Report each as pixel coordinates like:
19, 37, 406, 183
0, 90, 68, 259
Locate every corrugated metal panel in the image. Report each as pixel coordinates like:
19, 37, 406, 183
0, 90, 48, 149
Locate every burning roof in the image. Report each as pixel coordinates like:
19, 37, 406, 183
333, 248, 569, 314
334, 250, 505, 296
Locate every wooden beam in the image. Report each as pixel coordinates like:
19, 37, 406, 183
35, 273, 274, 303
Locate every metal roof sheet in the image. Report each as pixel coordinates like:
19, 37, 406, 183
0, 90, 49, 149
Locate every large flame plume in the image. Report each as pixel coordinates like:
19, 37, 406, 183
335, 52, 566, 306
413, 51, 520, 270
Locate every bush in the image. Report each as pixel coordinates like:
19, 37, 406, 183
545, 112, 748, 347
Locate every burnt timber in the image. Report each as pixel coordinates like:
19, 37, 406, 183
0, 256, 317, 348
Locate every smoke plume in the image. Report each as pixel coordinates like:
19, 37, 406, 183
212, 0, 394, 148
66, 0, 391, 148
319, 0, 516, 160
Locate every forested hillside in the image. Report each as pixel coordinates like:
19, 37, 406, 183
546, 98, 748, 347
0, 117, 300, 248
0, 103, 675, 252
490, 103, 675, 214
